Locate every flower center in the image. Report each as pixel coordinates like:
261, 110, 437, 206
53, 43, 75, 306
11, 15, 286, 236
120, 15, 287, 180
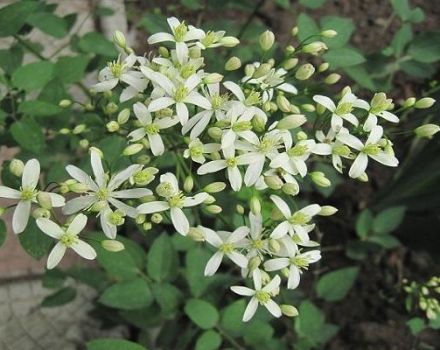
174, 22, 188, 42
258, 138, 276, 154
232, 121, 252, 132
145, 123, 160, 135
168, 193, 185, 208
20, 187, 37, 201
96, 188, 109, 201
333, 145, 351, 156
60, 232, 78, 247
251, 239, 264, 250
211, 94, 226, 110
288, 212, 310, 225
190, 144, 204, 157
181, 64, 196, 79
174, 85, 188, 102
134, 170, 155, 186
226, 157, 237, 168
156, 182, 175, 198
244, 90, 261, 106
287, 144, 308, 157
363, 143, 381, 155
108, 61, 125, 78
335, 102, 353, 115
291, 256, 310, 269
108, 210, 125, 226
201, 31, 218, 47
255, 290, 270, 304
219, 242, 234, 254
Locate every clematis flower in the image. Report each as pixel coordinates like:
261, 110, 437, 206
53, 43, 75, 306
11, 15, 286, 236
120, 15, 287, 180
36, 214, 96, 269
128, 102, 179, 156
315, 128, 352, 173
363, 92, 399, 131
231, 269, 282, 322
337, 125, 398, 178
63, 149, 151, 238
0, 159, 65, 234
264, 250, 321, 289
137, 173, 208, 235
201, 225, 249, 276
183, 138, 221, 164
243, 212, 269, 258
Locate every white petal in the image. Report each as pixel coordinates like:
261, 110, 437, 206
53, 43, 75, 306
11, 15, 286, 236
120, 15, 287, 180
67, 214, 88, 235
112, 188, 152, 199
149, 133, 165, 156
185, 92, 211, 109
12, 200, 31, 234
100, 209, 117, 239
288, 265, 301, 289
228, 166, 242, 192
36, 218, 64, 238
108, 164, 142, 190
378, 110, 399, 123
313, 95, 336, 112
228, 226, 250, 243
201, 226, 223, 247
270, 221, 290, 239
227, 252, 248, 268
341, 113, 359, 126
62, 195, 96, 215
148, 32, 175, 44
349, 153, 368, 178
91, 149, 105, 187
47, 242, 67, 269
148, 97, 175, 112
175, 41, 189, 64
223, 81, 245, 101
46, 193, 65, 207
71, 240, 97, 260
331, 114, 343, 132
184, 74, 201, 91
270, 195, 291, 218
184, 192, 208, 207
176, 102, 189, 125
299, 204, 321, 217
197, 160, 227, 175
65, 165, 98, 191
0, 186, 21, 199
244, 158, 265, 186
93, 78, 118, 92
367, 125, 383, 144
108, 198, 138, 218
370, 152, 399, 167
120, 73, 147, 91
264, 299, 282, 318
170, 207, 189, 235
230, 286, 255, 296
221, 129, 237, 149
22, 159, 40, 189
190, 113, 212, 139
337, 133, 364, 151
243, 298, 258, 322
204, 251, 224, 276
264, 258, 290, 271
133, 102, 151, 124
314, 143, 332, 155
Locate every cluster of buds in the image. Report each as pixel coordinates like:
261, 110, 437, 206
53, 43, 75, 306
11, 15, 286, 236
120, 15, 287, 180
404, 276, 440, 320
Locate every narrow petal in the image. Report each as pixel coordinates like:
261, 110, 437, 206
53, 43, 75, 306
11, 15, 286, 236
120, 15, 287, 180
112, 188, 152, 199
148, 32, 175, 44
349, 153, 368, 178
185, 93, 211, 109
149, 133, 165, 156
22, 159, 40, 189
36, 218, 64, 238
93, 78, 118, 92
337, 133, 364, 151
204, 251, 224, 276
264, 300, 282, 318
12, 200, 31, 234
137, 201, 170, 214
228, 166, 242, 192
230, 286, 255, 296
370, 152, 399, 167
227, 251, 248, 268
71, 240, 97, 260
270, 195, 291, 218
176, 102, 189, 125
243, 298, 258, 322
201, 227, 223, 247
65, 165, 98, 191
90, 150, 105, 187
47, 242, 67, 269
175, 41, 189, 64
313, 95, 336, 112
223, 81, 245, 101
270, 221, 290, 239
197, 160, 227, 175
0, 186, 21, 199
184, 192, 209, 207
46, 193, 65, 207
264, 258, 290, 271
228, 226, 250, 243
170, 207, 189, 235
148, 97, 175, 112
287, 265, 301, 289
67, 214, 87, 235
62, 195, 96, 215
100, 210, 117, 239
108, 164, 142, 190
108, 198, 138, 218
133, 102, 151, 124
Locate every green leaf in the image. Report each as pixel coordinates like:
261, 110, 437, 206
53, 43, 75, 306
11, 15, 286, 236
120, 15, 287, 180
316, 266, 359, 301
320, 16, 354, 48
406, 317, 426, 335
343, 65, 376, 91
11, 61, 54, 91
372, 206, 406, 234
220, 300, 246, 335
0, 219, 6, 248
243, 320, 274, 346
147, 233, 177, 282
152, 283, 182, 315
408, 32, 440, 63
300, 0, 326, 9
185, 247, 213, 297
18, 219, 52, 259
369, 234, 401, 249
10, 118, 45, 153
0, 46, 23, 74
409, 7, 425, 23
18, 100, 63, 117
390, 0, 411, 20
99, 278, 153, 310
41, 287, 76, 307
355, 209, 373, 239
87, 339, 147, 350
297, 13, 320, 42
274, 0, 290, 9
139, 13, 169, 34
323, 47, 365, 68
195, 330, 222, 350
0, 1, 43, 37
78, 32, 118, 57
181, 0, 203, 10
184, 299, 219, 329
401, 59, 436, 78
54, 55, 90, 84
391, 24, 413, 56
26, 12, 68, 38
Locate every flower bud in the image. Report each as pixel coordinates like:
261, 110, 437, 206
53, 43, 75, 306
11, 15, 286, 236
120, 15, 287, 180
69, 182, 89, 193
219, 36, 240, 47
283, 58, 298, 70
318, 62, 329, 72
103, 90, 112, 98
277, 95, 291, 113
84, 103, 95, 111
324, 73, 341, 84
136, 214, 146, 224
264, 175, 283, 190
184, 176, 194, 192
277, 114, 306, 130
33, 207, 51, 219
302, 41, 328, 55
123, 143, 143, 156
59, 128, 70, 135
319, 205, 338, 216
143, 222, 152, 231
252, 114, 266, 132
415, 124, 440, 139
106, 121, 120, 132
207, 127, 223, 141
269, 239, 281, 253
253, 63, 272, 79
296, 131, 308, 140
295, 63, 315, 80
415, 97, 435, 109
281, 304, 299, 317
113, 30, 127, 49
151, 213, 163, 224
59, 99, 72, 108
236, 204, 245, 215
158, 46, 169, 57
357, 172, 369, 182
259, 30, 275, 51
321, 29, 338, 38
316, 103, 326, 115
73, 124, 86, 135
271, 207, 284, 221
250, 196, 261, 215
282, 182, 299, 196
105, 102, 118, 115
188, 227, 205, 241
37, 192, 53, 210
203, 73, 223, 84
310, 171, 331, 187
189, 46, 201, 59
204, 182, 226, 193
117, 108, 130, 124
9, 159, 24, 177
206, 205, 222, 214
225, 56, 241, 71
301, 104, 315, 112
285, 45, 295, 54
102, 239, 125, 252
291, 26, 298, 36
203, 195, 216, 204
248, 256, 261, 271
403, 97, 416, 108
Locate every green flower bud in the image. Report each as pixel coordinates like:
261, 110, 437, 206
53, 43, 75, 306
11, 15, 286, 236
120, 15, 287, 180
281, 304, 299, 317
415, 97, 435, 109
248, 256, 261, 271
113, 30, 127, 48
0, 207, 5, 216
204, 195, 216, 204
357, 172, 369, 182
259, 30, 275, 51
296, 131, 308, 141
415, 124, 440, 139
277, 114, 306, 130
207, 126, 223, 141
264, 175, 283, 190
316, 103, 326, 115
236, 204, 245, 215
151, 213, 163, 224
282, 182, 299, 196
283, 58, 298, 70
79, 139, 89, 149
33, 208, 51, 219
103, 90, 113, 98
245, 64, 256, 77
69, 182, 89, 193
225, 56, 242, 71
295, 63, 315, 80
117, 108, 130, 124
184, 176, 194, 192
136, 214, 146, 224
403, 97, 416, 108
106, 121, 120, 132
189, 46, 201, 59
9, 159, 24, 177
250, 196, 261, 215
73, 124, 86, 135
37, 192, 53, 210
324, 73, 341, 84
206, 205, 222, 214
59, 128, 70, 135
108, 209, 126, 226
101, 239, 125, 252
291, 26, 298, 36
310, 171, 331, 187
302, 41, 328, 55
285, 45, 295, 54
277, 95, 291, 112
204, 182, 226, 193
105, 102, 118, 115
59, 99, 72, 108
321, 29, 338, 38
269, 239, 281, 253
318, 62, 330, 72
84, 103, 95, 111
143, 222, 152, 231
252, 114, 266, 132
188, 227, 205, 241
219, 36, 240, 47
158, 46, 169, 57
271, 207, 284, 221
253, 63, 272, 79
136, 155, 151, 165
301, 104, 315, 112
290, 104, 301, 114
203, 73, 223, 84
123, 143, 143, 156
319, 205, 338, 216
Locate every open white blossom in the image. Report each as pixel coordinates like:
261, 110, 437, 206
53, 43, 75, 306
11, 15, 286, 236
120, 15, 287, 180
183, 138, 221, 164
0, 159, 65, 234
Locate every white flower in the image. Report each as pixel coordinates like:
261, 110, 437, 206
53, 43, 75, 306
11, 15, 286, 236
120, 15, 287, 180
147, 73, 210, 125
93, 54, 148, 102
197, 145, 254, 191
36, 213, 96, 269
147, 17, 204, 63
137, 173, 208, 235
337, 125, 398, 178
63, 149, 150, 238
264, 250, 321, 289
364, 93, 399, 131
201, 225, 249, 276
313, 92, 369, 132
231, 269, 282, 322
315, 128, 351, 173
128, 102, 179, 156
0, 159, 65, 234
243, 212, 269, 258
183, 138, 221, 164
270, 195, 321, 242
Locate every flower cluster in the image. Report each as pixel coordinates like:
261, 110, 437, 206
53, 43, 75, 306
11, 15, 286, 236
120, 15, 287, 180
0, 17, 437, 322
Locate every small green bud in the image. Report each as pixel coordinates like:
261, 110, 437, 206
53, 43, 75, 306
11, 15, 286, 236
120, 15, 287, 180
285, 45, 295, 54
245, 64, 256, 77
415, 124, 440, 139
73, 124, 87, 134
151, 213, 163, 224
318, 62, 330, 72
357, 172, 369, 182
101, 239, 125, 252
324, 73, 341, 84
117, 108, 130, 124
206, 205, 222, 214
415, 97, 435, 109
33, 208, 51, 219
143, 222, 152, 231
188, 227, 205, 241
203, 195, 216, 204
113, 30, 127, 49
207, 126, 223, 141
106, 121, 120, 132
250, 196, 261, 215
136, 214, 146, 224
321, 29, 337, 38
291, 26, 298, 36
59, 99, 72, 108
269, 239, 281, 253
9, 159, 24, 177
59, 128, 70, 135
253, 63, 271, 79
302, 41, 328, 56
184, 176, 194, 192
204, 182, 226, 193
281, 304, 299, 317
37, 192, 53, 210
283, 58, 298, 70
310, 171, 331, 187
301, 104, 315, 112
259, 30, 275, 51
403, 97, 416, 108
225, 56, 242, 71
296, 131, 308, 141
277, 95, 291, 112
295, 63, 315, 80
252, 114, 266, 132
84, 103, 95, 111
319, 205, 338, 216
264, 175, 283, 190
105, 102, 118, 115
316, 103, 326, 115
248, 256, 261, 271
189, 46, 201, 59
79, 139, 89, 149
219, 36, 240, 47
236, 204, 245, 215
69, 182, 89, 193
203, 73, 223, 84
158, 46, 169, 57
123, 143, 144, 156
282, 182, 299, 196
